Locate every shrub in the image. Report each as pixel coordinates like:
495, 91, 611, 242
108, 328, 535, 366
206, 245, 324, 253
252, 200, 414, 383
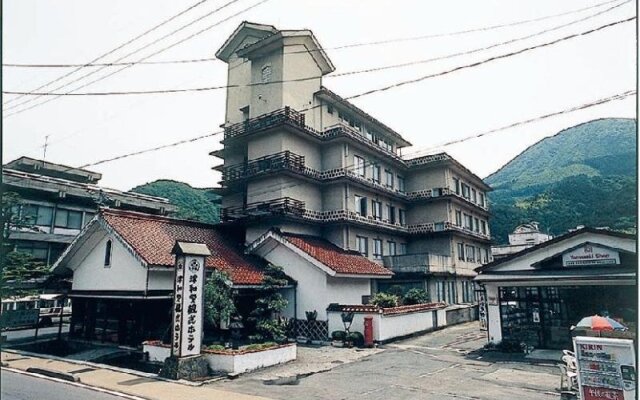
402, 288, 429, 305
248, 264, 289, 343
244, 342, 277, 351
207, 344, 225, 351
203, 271, 236, 331
347, 332, 365, 347
305, 310, 318, 321
331, 330, 347, 341
385, 285, 405, 298
369, 292, 399, 308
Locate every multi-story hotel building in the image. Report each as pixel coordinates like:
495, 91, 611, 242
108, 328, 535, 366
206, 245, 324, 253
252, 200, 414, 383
213, 22, 492, 305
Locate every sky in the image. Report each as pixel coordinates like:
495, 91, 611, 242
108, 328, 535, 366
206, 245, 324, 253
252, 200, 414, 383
3, 0, 637, 191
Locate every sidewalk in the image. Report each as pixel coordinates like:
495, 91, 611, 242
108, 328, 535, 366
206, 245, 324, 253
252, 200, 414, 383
1, 350, 270, 400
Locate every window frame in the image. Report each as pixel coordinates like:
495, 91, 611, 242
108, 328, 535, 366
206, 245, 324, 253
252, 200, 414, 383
354, 155, 366, 177
372, 239, 383, 259
356, 236, 368, 256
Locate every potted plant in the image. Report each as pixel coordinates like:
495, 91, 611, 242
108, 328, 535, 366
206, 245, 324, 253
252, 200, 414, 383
305, 310, 318, 321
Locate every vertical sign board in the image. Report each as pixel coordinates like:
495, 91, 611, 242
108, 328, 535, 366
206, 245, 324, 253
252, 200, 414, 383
573, 336, 636, 400
171, 254, 206, 357
475, 289, 488, 331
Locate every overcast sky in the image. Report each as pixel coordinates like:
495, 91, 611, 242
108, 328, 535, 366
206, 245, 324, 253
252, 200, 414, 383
3, 0, 637, 191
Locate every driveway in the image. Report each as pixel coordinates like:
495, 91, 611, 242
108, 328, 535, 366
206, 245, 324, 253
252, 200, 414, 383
208, 322, 561, 400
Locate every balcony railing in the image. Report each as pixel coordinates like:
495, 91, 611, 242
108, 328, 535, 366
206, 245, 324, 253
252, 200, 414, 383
222, 151, 309, 183
382, 253, 454, 275
407, 221, 491, 241
322, 124, 404, 163
406, 187, 489, 211
223, 107, 308, 140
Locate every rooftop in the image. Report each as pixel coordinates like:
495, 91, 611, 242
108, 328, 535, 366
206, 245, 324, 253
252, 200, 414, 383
5, 156, 102, 183
101, 209, 264, 285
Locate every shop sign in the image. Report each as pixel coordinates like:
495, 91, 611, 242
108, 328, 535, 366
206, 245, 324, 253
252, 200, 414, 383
171, 255, 205, 357
573, 336, 636, 400
562, 244, 620, 267
476, 290, 487, 331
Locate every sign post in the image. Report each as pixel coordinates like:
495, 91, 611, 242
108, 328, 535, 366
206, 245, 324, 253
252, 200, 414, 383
573, 336, 636, 400
159, 241, 211, 380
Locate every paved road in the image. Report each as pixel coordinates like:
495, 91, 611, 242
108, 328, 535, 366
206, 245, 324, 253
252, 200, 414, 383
1, 369, 124, 400
209, 322, 561, 400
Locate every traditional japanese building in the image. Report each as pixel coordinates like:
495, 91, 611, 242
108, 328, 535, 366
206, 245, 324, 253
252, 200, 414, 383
475, 227, 636, 350
212, 22, 492, 306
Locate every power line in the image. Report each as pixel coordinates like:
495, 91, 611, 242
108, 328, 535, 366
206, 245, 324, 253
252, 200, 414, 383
2, 0, 251, 116
2, 0, 213, 107
5, 13, 634, 98
3, 0, 625, 69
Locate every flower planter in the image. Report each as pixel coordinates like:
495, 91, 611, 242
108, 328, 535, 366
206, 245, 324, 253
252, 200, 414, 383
203, 343, 297, 375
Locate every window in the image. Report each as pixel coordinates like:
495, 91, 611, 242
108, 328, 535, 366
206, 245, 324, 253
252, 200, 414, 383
373, 239, 383, 259
55, 209, 82, 229
476, 246, 482, 263
462, 281, 469, 303
15, 241, 48, 261
479, 193, 485, 207
436, 281, 446, 302
327, 105, 334, 114
354, 155, 365, 177
355, 195, 367, 216
387, 204, 396, 224
455, 210, 462, 226
447, 281, 456, 304
104, 240, 112, 267
387, 241, 396, 256
484, 248, 490, 264
356, 236, 368, 256
398, 243, 407, 255
384, 169, 394, 187
457, 242, 465, 261
464, 214, 473, 230
240, 106, 250, 121
371, 200, 382, 220
453, 178, 460, 195
397, 176, 405, 193
372, 164, 381, 183
465, 245, 475, 262
472, 189, 477, 203
461, 183, 470, 199
398, 209, 406, 226
481, 220, 487, 235
23, 204, 54, 227
474, 217, 480, 232
261, 65, 272, 82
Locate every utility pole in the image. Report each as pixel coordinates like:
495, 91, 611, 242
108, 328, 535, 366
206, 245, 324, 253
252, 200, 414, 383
42, 135, 50, 163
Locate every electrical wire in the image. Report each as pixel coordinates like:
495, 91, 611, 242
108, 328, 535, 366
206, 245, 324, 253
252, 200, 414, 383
3, 0, 269, 118
3, 0, 625, 69
2, 0, 214, 107
3, 13, 636, 100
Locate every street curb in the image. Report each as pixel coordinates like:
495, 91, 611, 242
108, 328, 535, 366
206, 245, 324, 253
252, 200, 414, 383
26, 367, 80, 382
2, 367, 150, 400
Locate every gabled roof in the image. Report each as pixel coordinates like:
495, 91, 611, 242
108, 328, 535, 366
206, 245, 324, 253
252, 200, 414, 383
248, 230, 392, 277
476, 227, 636, 273
216, 21, 277, 62
56, 209, 264, 286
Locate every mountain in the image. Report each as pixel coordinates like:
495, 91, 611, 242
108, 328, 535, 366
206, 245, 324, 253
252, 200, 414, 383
486, 118, 637, 244
130, 180, 220, 224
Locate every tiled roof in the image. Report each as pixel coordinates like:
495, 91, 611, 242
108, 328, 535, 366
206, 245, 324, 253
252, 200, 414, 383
280, 232, 392, 276
101, 209, 263, 285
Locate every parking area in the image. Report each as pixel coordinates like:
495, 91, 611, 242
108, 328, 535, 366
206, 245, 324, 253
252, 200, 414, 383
207, 322, 561, 400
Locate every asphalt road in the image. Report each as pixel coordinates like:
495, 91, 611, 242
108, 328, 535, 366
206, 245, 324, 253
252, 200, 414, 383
1, 369, 124, 400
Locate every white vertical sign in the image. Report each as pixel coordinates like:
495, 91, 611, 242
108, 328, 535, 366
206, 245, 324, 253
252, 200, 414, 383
171, 254, 205, 357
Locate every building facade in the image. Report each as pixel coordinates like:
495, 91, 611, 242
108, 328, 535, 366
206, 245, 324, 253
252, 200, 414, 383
212, 22, 492, 305
492, 222, 553, 260
475, 227, 636, 350
3, 157, 176, 266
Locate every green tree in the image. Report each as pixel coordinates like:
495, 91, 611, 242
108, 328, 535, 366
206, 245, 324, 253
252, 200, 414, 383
369, 292, 399, 308
203, 270, 236, 330
248, 264, 289, 343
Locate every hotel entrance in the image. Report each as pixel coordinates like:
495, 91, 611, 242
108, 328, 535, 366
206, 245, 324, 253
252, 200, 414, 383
499, 285, 635, 350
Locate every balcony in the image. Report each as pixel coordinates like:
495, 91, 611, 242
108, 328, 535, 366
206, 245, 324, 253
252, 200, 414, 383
382, 253, 454, 275
406, 187, 489, 211
221, 151, 312, 184
407, 221, 491, 241
221, 197, 407, 233
223, 107, 309, 140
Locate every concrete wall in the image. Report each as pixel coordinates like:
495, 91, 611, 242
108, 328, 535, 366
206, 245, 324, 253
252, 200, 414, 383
407, 202, 449, 225
71, 233, 148, 292
282, 43, 322, 126
321, 143, 345, 170
147, 269, 174, 291
249, 50, 285, 117
406, 168, 446, 193
326, 277, 370, 307
204, 344, 297, 374
322, 185, 346, 211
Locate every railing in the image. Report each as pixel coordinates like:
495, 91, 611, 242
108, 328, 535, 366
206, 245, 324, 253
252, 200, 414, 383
221, 197, 305, 221
406, 187, 489, 211
407, 221, 491, 241
222, 151, 309, 183
322, 124, 404, 163
223, 107, 308, 140
382, 253, 455, 275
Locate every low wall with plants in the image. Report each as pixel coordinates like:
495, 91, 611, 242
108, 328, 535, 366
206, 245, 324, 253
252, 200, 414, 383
203, 343, 296, 374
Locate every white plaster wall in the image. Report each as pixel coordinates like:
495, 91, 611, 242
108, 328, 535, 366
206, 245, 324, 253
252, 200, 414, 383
250, 50, 285, 117
377, 310, 436, 341
327, 311, 374, 338
257, 245, 329, 319
326, 277, 371, 308
247, 132, 285, 160
205, 345, 297, 374
71, 233, 148, 292
143, 343, 171, 363
281, 128, 321, 170
282, 43, 322, 127
147, 270, 174, 291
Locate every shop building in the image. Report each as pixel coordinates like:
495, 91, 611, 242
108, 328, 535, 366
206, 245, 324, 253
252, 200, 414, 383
475, 227, 636, 350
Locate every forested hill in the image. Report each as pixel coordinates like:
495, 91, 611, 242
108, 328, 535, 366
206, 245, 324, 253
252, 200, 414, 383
130, 180, 220, 224
486, 118, 637, 244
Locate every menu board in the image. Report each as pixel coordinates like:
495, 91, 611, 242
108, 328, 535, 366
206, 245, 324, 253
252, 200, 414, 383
573, 336, 636, 400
